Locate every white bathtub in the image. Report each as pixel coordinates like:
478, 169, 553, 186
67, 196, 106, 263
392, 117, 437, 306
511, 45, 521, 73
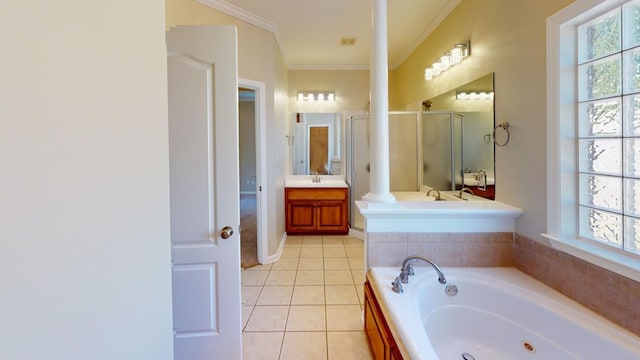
368, 267, 640, 360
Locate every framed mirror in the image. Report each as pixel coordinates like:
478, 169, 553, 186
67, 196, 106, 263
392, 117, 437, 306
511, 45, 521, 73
422, 73, 495, 199
291, 112, 341, 175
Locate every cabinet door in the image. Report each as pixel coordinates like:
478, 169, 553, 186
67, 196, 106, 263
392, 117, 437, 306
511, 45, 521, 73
286, 200, 316, 232
316, 200, 348, 232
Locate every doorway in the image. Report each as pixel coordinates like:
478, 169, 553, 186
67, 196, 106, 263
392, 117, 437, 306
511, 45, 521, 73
238, 79, 267, 268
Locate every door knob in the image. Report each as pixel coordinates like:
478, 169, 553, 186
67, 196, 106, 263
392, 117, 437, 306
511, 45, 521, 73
220, 226, 234, 239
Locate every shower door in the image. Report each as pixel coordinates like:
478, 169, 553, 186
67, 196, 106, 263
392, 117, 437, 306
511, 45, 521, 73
346, 113, 370, 232
421, 111, 463, 191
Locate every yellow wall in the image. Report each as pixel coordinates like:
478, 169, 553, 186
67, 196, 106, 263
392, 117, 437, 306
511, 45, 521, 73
391, 0, 575, 240
167, 0, 290, 256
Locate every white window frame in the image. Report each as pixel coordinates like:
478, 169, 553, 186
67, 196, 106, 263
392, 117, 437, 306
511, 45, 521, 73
546, 0, 640, 282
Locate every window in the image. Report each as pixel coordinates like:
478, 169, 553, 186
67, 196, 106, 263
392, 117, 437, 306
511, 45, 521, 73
547, 0, 640, 282
577, 3, 640, 255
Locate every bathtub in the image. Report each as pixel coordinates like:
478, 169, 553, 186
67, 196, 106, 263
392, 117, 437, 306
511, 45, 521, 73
367, 267, 640, 360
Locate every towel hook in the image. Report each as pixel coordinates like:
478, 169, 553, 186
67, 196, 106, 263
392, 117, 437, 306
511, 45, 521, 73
493, 121, 510, 146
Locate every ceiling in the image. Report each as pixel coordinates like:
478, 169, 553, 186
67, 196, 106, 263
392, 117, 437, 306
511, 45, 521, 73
197, 0, 460, 70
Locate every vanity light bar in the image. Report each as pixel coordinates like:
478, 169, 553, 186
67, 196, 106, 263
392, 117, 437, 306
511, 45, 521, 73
456, 91, 494, 101
424, 40, 470, 81
297, 91, 336, 102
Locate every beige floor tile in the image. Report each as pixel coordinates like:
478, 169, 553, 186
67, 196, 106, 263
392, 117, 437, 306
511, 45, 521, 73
244, 263, 273, 271
271, 257, 299, 271
300, 247, 324, 258
298, 257, 324, 270
351, 270, 365, 284
245, 305, 289, 331
302, 236, 324, 247
323, 236, 344, 247
348, 257, 364, 271
242, 331, 284, 360
285, 236, 303, 246
325, 270, 354, 285
280, 246, 301, 258
327, 331, 373, 360
265, 270, 296, 286
295, 270, 324, 285
324, 257, 350, 270
343, 237, 364, 247
280, 332, 327, 360
256, 285, 293, 305
242, 271, 269, 286
356, 284, 365, 305
242, 305, 253, 329
325, 285, 359, 304
291, 285, 325, 305
286, 305, 326, 331
323, 247, 347, 258
326, 305, 363, 331
242, 285, 262, 305
345, 247, 364, 258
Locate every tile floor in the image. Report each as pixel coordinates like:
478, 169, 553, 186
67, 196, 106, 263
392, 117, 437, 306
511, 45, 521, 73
241, 235, 373, 360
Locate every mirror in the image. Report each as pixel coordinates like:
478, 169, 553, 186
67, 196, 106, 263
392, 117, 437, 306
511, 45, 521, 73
291, 112, 341, 175
422, 73, 495, 199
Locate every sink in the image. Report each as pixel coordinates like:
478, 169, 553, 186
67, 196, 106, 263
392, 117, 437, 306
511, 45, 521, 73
285, 175, 348, 188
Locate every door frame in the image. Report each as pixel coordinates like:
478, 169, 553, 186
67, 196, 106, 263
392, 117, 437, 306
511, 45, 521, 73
238, 77, 267, 263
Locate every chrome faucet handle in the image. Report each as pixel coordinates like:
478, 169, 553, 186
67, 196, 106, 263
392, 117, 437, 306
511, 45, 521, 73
407, 263, 415, 276
399, 269, 410, 284
391, 277, 404, 293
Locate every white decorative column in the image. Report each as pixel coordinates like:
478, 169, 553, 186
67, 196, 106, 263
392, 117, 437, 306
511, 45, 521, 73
364, 0, 395, 203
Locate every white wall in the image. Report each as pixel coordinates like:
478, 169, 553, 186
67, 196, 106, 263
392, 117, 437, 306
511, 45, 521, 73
0, 1, 174, 359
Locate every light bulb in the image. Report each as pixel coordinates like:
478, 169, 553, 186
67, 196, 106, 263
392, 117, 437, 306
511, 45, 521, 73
425, 68, 433, 80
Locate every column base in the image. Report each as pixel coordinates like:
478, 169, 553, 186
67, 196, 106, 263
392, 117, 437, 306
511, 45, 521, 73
363, 192, 396, 203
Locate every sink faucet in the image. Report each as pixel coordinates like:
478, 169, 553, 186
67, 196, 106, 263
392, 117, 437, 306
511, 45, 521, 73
391, 255, 446, 293
457, 187, 474, 200
311, 171, 321, 183
426, 188, 443, 201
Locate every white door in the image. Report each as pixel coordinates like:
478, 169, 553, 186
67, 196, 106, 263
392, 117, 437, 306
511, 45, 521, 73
167, 26, 241, 360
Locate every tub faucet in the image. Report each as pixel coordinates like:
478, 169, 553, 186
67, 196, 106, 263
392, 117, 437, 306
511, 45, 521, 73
426, 188, 443, 201
457, 187, 474, 200
391, 255, 446, 293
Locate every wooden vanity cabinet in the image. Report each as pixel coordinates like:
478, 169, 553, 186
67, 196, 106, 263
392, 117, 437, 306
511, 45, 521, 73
285, 187, 348, 235
364, 280, 403, 360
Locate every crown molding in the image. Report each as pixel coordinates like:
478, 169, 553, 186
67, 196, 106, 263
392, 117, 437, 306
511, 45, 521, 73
196, 0, 277, 32
394, 0, 461, 67
196, 0, 292, 67
289, 63, 370, 71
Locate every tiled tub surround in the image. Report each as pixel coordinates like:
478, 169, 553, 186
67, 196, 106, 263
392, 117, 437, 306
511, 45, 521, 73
367, 232, 514, 267
514, 234, 640, 338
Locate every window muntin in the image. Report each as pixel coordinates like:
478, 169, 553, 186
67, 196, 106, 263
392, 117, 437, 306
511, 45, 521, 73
578, 2, 640, 254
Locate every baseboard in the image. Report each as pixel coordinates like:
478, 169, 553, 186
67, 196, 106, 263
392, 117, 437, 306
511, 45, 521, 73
264, 232, 288, 264
349, 228, 364, 240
